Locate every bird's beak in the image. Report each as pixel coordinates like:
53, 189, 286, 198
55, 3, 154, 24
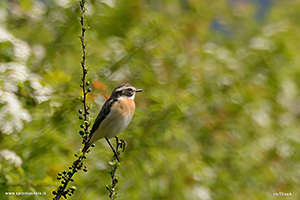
136, 89, 143, 93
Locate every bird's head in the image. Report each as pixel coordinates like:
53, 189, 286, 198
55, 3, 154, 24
111, 83, 142, 100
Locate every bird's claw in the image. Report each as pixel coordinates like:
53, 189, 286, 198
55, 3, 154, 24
115, 137, 126, 152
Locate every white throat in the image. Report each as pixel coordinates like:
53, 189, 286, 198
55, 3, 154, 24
129, 93, 136, 100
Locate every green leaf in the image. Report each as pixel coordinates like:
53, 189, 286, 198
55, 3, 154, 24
4, 172, 20, 184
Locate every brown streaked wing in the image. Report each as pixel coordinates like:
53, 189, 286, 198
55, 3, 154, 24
88, 98, 118, 139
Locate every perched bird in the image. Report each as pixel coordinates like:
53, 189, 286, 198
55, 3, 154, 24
82, 83, 142, 154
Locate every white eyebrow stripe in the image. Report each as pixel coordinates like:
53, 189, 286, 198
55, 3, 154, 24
115, 86, 127, 91
115, 86, 135, 92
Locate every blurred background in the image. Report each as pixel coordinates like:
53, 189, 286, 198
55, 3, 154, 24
1, 0, 300, 199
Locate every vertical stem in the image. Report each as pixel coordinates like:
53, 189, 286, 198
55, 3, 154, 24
107, 138, 126, 199
52, 1, 89, 199
79, 0, 89, 144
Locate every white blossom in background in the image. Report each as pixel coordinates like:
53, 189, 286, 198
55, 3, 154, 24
30, 75, 53, 103
101, 0, 116, 8
85, 2, 95, 16
53, 0, 71, 8
0, 149, 23, 168
217, 74, 234, 87
0, 7, 8, 22
263, 20, 290, 37
277, 142, 294, 158
277, 79, 298, 110
0, 26, 31, 61
192, 186, 212, 200
28, 1, 46, 21
0, 26, 52, 134
0, 26, 14, 42
32, 44, 46, 61
252, 107, 271, 127
202, 42, 217, 54
249, 36, 275, 51
216, 47, 232, 63
0, 91, 31, 134
8, 62, 29, 83
13, 39, 31, 62
203, 42, 242, 71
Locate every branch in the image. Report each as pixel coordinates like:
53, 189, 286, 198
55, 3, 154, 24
52, 155, 88, 200
52, 0, 91, 199
106, 137, 126, 199
79, 0, 90, 145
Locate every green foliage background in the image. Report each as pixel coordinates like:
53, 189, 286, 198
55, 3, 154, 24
1, 0, 300, 199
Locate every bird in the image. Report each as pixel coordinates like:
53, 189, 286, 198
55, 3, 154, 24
82, 83, 142, 156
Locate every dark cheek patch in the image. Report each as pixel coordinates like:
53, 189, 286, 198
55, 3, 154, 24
122, 90, 132, 97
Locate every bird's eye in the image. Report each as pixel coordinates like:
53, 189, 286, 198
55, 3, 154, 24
127, 88, 133, 92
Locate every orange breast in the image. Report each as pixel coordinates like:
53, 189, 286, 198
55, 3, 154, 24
111, 98, 136, 118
